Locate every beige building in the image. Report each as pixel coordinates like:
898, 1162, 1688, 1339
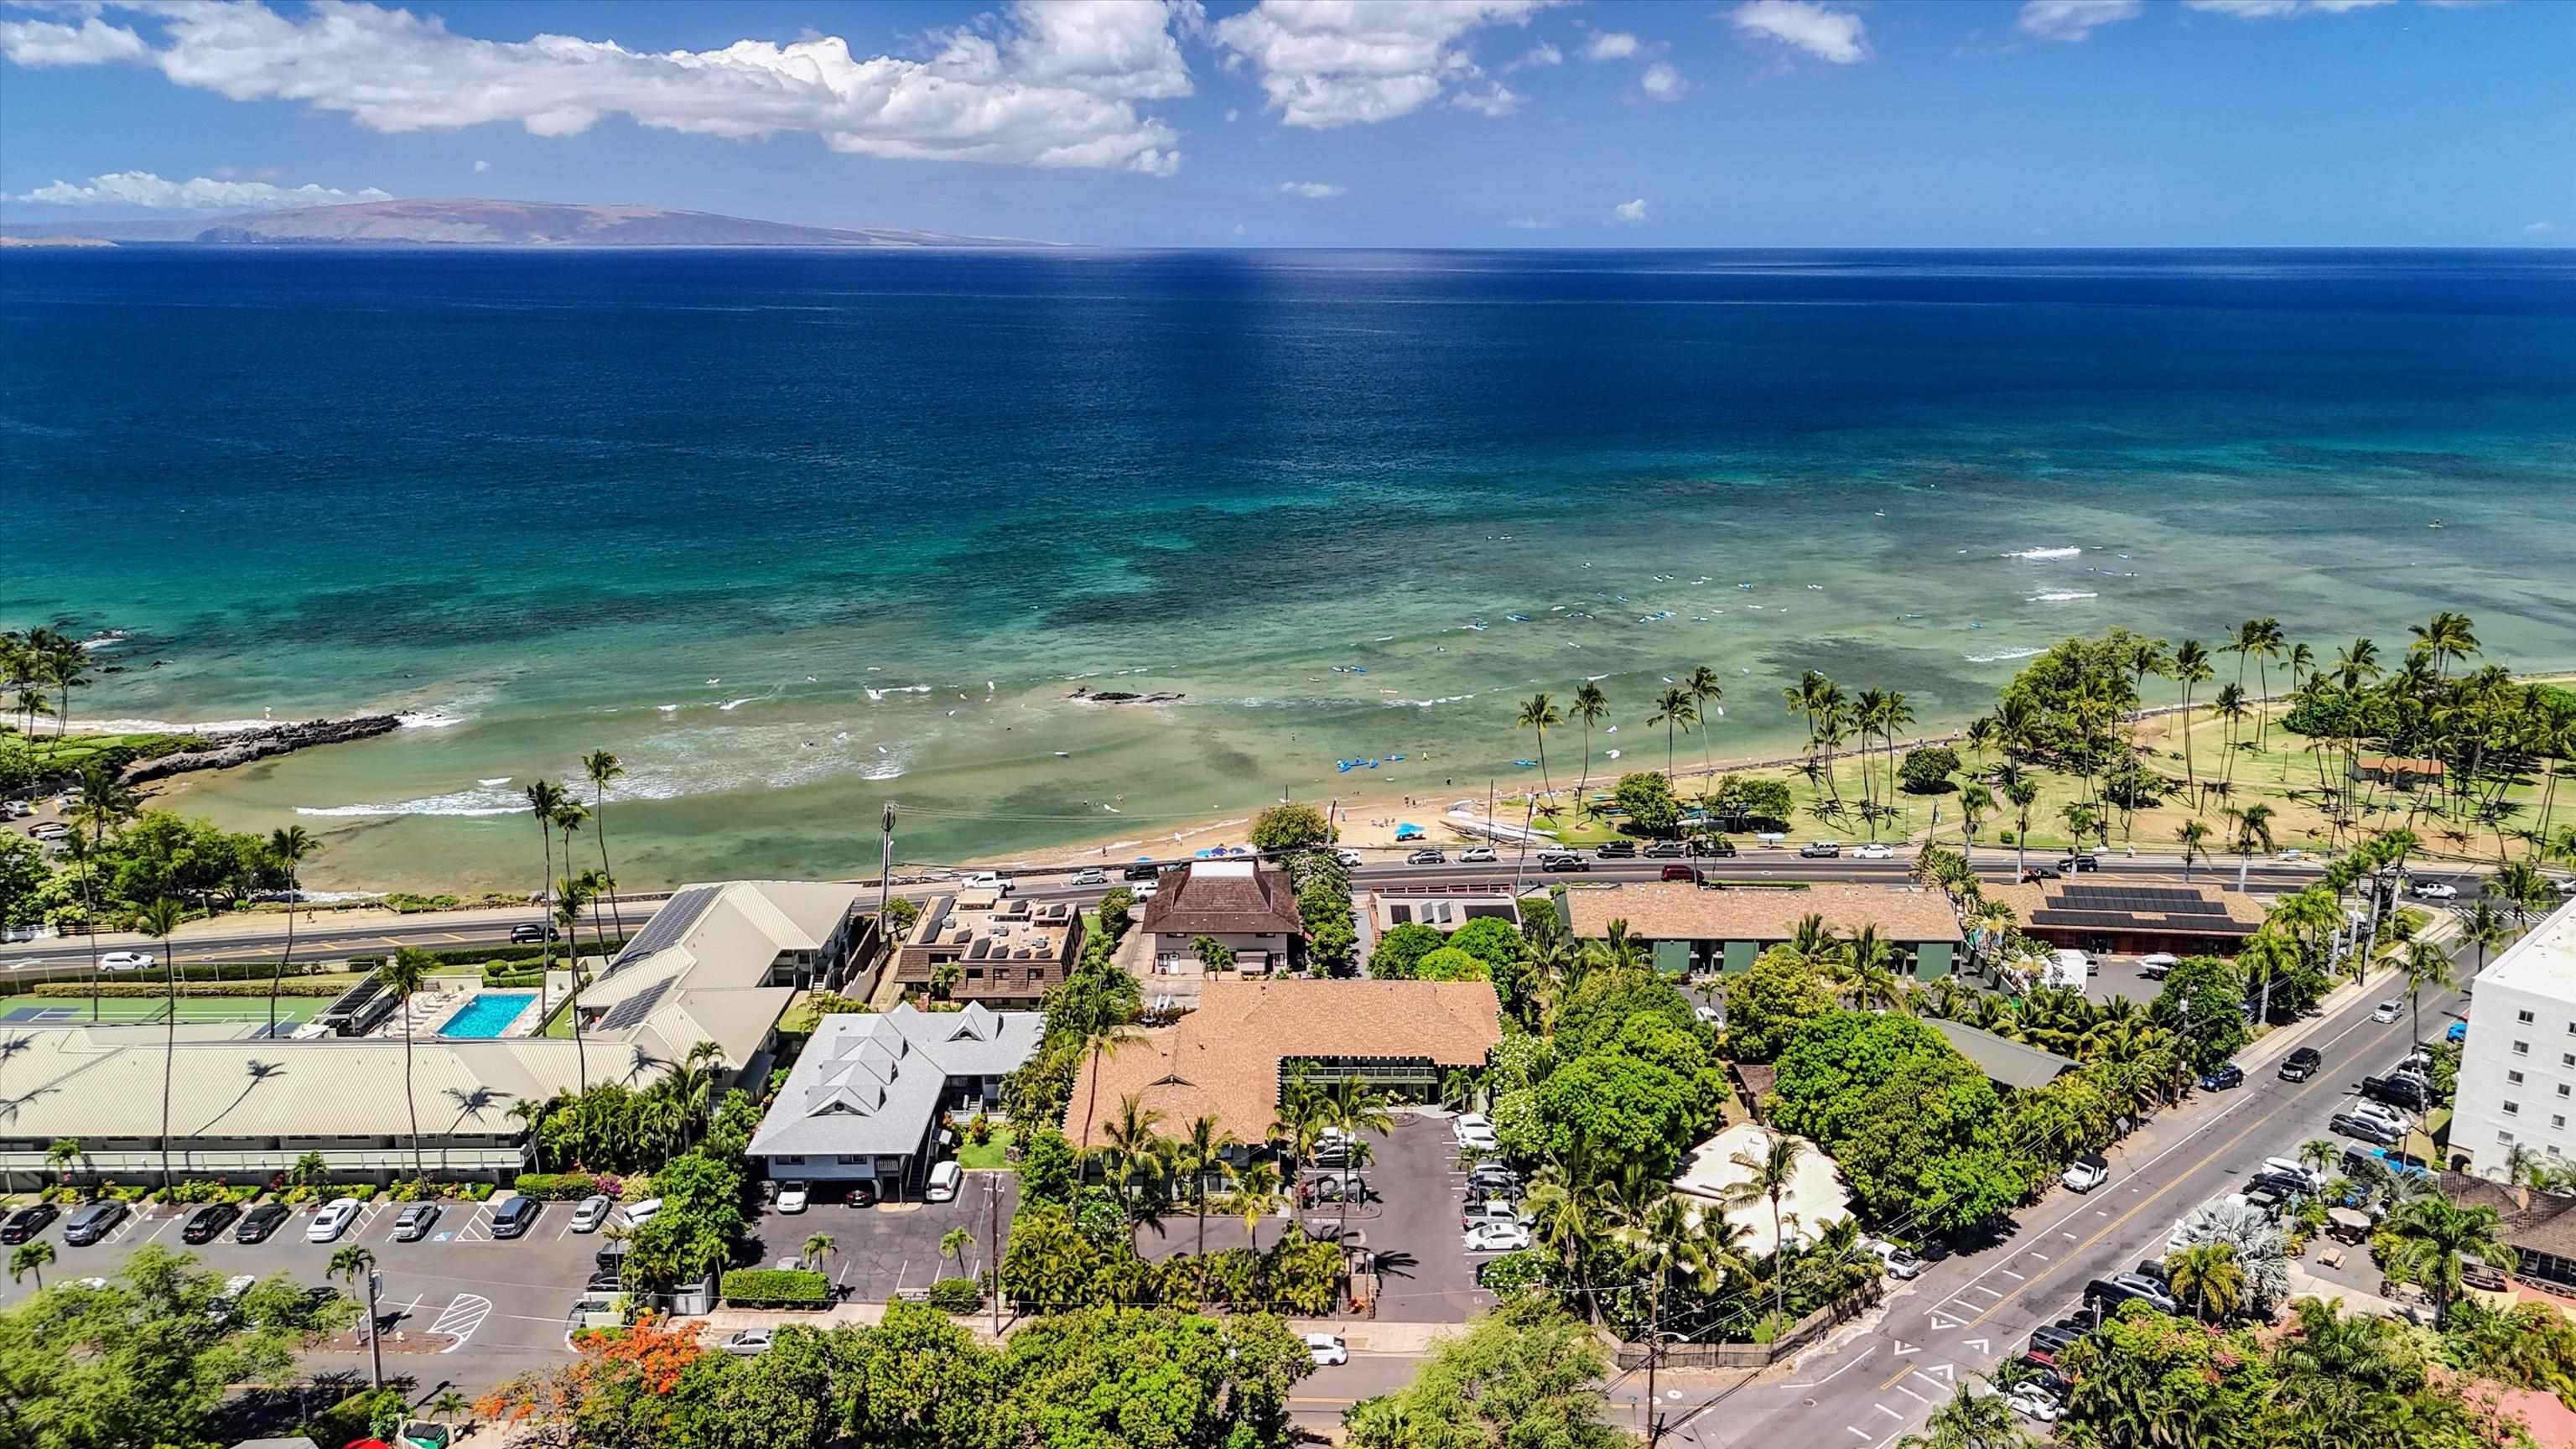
1140, 860, 1306, 976
892, 891, 1083, 1008
1559, 880, 1964, 978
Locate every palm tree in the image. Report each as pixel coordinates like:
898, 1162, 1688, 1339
523, 779, 568, 982
1232, 1160, 1283, 1252
940, 1226, 972, 1280
1100, 1092, 1166, 1244
137, 896, 184, 1190
2407, 610, 2480, 680
9, 1239, 54, 1291
1957, 782, 1993, 861
1649, 687, 1697, 784
2225, 802, 2276, 890
2173, 638, 2213, 796
1722, 1129, 1808, 1260
330, 1244, 385, 1389
507, 1098, 546, 1173
265, 825, 317, 1040
2460, 899, 2511, 974
379, 948, 435, 1185
581, 750, 629, 953
1570, 681, 1610, 805
554, 872, 595, 1090
1524, 1159, 1612, 1322
44, 1137, 80, 1187
2400, 938, 2455, 1048
1075, 1014, 1145, 1152
802, 1232, 837, 1275
1685, 666, 1726, 780
1895, 1380, 2031, 1449
37, 633, 89, 738
426, 1390, 472, 1436
2379, 1193, 2512, 1327
2174, 819, 2211, 881
1515, 693, 1563, 798
2164, 1240, 2244, 1322
1172, 1113, 1237, 1293
2005, 779, 2039, 875
1328, 1076, 1395, 1239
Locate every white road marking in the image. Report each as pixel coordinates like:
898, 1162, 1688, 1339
1928, 1311, 1964, 1331
1786, 1345, 1877, 1389
1874, 1405, 1903, 1420
2001, 1270, 2026, 1280
429, 1292, 493, 1352
1962, 1338, 1989, 1354
1915, 1365, 1955, 1387
1846, 1428, 1871, 1441
1890, 1340, 1918, 1357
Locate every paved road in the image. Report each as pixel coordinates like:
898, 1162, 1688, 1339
1649, 964, 2470, 1449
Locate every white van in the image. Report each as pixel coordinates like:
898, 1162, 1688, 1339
924, 1160, 963, 1202
621, 1197, 663, 1228
306, 1197, 361, 1243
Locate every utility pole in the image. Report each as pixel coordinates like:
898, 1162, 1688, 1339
878, 801, 896, 932
989, 1172, 1003, 1339
363, 1268, 383, 1391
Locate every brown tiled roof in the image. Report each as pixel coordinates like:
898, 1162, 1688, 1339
1140, 863, 1305, 938
1561, 881, 1961, 945
1064, 979, 1502, 1149
2445, 1172, 2576, 1259
1983, 880, 2264, 935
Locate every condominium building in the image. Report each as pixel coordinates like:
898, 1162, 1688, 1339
2454, 897, 2576, 1179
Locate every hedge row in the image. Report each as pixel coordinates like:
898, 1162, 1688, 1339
721, 1269, 831, 1307
513, 1172, 603, 1200
343, 939, 626, 971
927, 1277, 985, 1314
481, 970, 548, 989
33, 976, 364, 999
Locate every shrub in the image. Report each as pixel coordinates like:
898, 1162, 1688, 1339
967, 1114, 994, 1146
1475, 1249, 1552, 1299
1898, 746, 1961, 795
32, 978, 359, 998
927, 1276, 985, 1314
512, 1171, 600, 1200
721, 1268, 831, 1307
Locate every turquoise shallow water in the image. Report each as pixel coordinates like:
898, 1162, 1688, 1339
5, 248, 2573, 890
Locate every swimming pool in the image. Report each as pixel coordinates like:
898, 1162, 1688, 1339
439, 991, 535, 1040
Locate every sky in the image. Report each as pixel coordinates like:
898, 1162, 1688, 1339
1, 0, 2568, 247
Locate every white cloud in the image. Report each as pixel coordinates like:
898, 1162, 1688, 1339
1640, 60, 1688, 101
1447, 80, 1525, 117
1224, 106, 1239, 122
472, 159, 491, 174
2184, 0, 2395, 15
2, 0, 1196, 175
1507, 215, 1555, 229
2018, 1, 2146, 42
1584, 31, 1640, 61
1233, 221, 1247, 236
0, 15, 147, 67
13, 170, 393, 210
1729, 1, 1868, 65
1212, 0, 1556, 129
1612, 198, 1647, 223
1278, 180, 1343, 198
2527, 221, 2558, 236
1508, 40, 1563, 71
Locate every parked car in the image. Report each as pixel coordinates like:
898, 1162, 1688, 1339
1540, 854, 1591, 873
489, 1194, 542, 1239
1595, 840, 1638, 860
2331, 1112, 2402, 1145
2062, 1154, 2111, 1193
1693, 836, 1738, 857
958, 872, 1013, 895
570, 1194, 614, 1233
2363, 1074, 2431, 1112
1641, 840, 1688, 859
1864, 1237, 1925, 1280
2278, 1046, 2324, 1083
2198, 1062, 2245, 1092
1072, 869, 1107, 886
1459, 846, 1498, 864
181, 1203, 242, 1244
2247, 1169, 2314, 1200
2028, 1323, 2086, 1358
621, 1197, 664, 1228
2411, 881, 2459, 901
392, 1202, 442, 1242
2372, 999, 2403, 1023
26, 822, 69, 841
1405, 849, 1446, 865
2085, 1274, 2179, 1315
926, 1160, 963, 1202
1800, 841, 1841, 859
1466, 1162, 1520, 1193
1304, 1332, 1349, 1367
1852, 843, 1893, 860
2347, 1099, 2414, 1134
2138, 952, 2181, 980
99, 950, 154, 971
1462, 1199, 1524, 1231
1462, 1221, 1534, 1253
774, 1181, 809, 1214
1, 1203, 60, 1243
62, 1201, 126, 1246
306, 1197, 362, 1244
1453, 1114, 1501, 1152
2262, 1156, 2324, 1190
2007, 1384, 2064, 1423
845, 1180, 881, 1208
721, 1328, 775, 1357
234, 1202, 289, 1243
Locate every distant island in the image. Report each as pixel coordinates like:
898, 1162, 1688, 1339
0, 197, 1054, 248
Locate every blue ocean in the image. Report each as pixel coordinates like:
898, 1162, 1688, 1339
5, 247, 2573, 889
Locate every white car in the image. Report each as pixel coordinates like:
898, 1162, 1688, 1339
2553, 875, 2576, 896
1303, 1332, 1349, 1367
305, 1197, 361, 1244
2412, 881, 2459, 901
1863, 1238, 1925, 1280
1852, 843, 1893, 860
2372, 1000, 2403, 1024
721, 1328, 774, 1357
621, 1197, 663, 1227
2349, 1100, 2414, 1132
774, 1181, 809, 1214
2007, 1384, 2064, 1423
2061, 1155, 2111, 1193
1334, 849, 1365, 867
925, 1160, 963, 1202
101, 951, 154, 972
2137, 953, 2180, 980
570, 1194, 613, 1233
27, 822, 69, 841
1694, 1005, 1721, 1025
1452, 1113, 1501, 1153
1462, 1220, 1533, 1253
959, 872, 1013, 896
1072, 869, 1107, 887
1459, 847, 1498, 864
2277, 849, 2305, 863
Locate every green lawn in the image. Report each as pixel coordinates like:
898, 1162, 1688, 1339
957, 1126, 1016, 1171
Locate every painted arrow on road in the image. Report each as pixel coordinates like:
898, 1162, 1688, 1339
1928, 1311, 1965, 1331
1890, 1340, 1919, 1357
1918, 1363, 1955, 1384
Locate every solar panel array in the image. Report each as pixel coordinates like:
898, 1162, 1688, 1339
613, 885, 720, 969
598, 978, 674, 1031
2028, 884, 2240, 932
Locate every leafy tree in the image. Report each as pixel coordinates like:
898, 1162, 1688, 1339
0, 1244, 349, 1449
1613, 771, 1683, 837
1250, 802, 1335, 853
1093, 886, 1135, 948
1345, 1302, 1625, 1449
1446, 916, 1526, 970
1723, 944, 1841, 1063
2056, 1300, 2273, 1449
1368, 922, 1446, 980
1530, 1051, 1707, 1182
1769, 1010, 2022, 1231
2150, 956, 2251, 1073
1018, 1125, 1080, 1208
988, 1307, 1310, 1448
1894, 1380, 2033, 1449
1898, 745, 1961, 795
1414, 946, 1489, 982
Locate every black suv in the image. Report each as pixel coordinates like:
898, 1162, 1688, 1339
1595, 840, 1638, 860
1694, 837, 1737, 858
235, 1201, 290, 1243
2247, 1169, 2313, 1199
181, 1203, 241, 1244
509, 922, 558, 943
0, 1203, 57, 1244
2279, 1046, 2324, 1083
1122, 862, 1165, 881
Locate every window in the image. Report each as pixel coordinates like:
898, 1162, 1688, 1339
2501, 1130, 2519, 1145
2516, 1041, 2532, 1057
2506, 1101, 2521, 1117
2511, 1071, 2527, 1085
2521, 1010, 2537, 1024
835, 1155, 866, 1165
2560, 1084, 2572, 1098
2556, 1116, 2568, 1130
2564, 1052, 2575, 1067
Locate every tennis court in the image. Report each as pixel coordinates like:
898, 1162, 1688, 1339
1, 996, 325, 1027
